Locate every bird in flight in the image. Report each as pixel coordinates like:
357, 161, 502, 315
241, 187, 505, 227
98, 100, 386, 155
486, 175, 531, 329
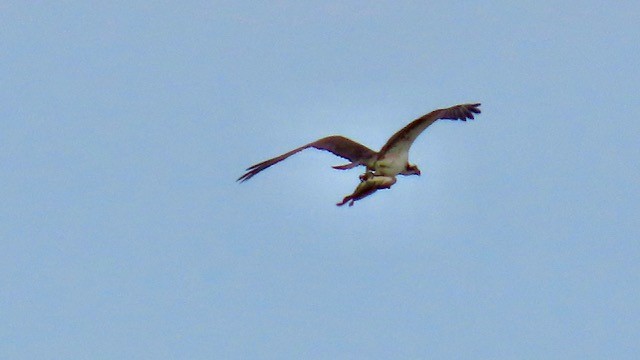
238, 103, 481, 206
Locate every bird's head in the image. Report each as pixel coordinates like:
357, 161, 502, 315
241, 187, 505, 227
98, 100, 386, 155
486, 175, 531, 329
402, 163, 421, 176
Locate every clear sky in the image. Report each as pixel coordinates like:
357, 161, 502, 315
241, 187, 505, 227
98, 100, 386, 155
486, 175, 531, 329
2, 1, 639, 359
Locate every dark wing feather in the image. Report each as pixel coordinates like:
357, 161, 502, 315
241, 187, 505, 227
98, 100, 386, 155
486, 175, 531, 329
237, 135, 377, 182
378, 103, 481, 157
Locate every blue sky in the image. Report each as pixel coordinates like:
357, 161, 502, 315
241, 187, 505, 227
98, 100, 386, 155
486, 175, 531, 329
2, 1, 639, 358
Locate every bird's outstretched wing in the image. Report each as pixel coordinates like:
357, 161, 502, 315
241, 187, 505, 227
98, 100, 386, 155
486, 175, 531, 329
378, 103, 481, 157
237, 135, 377, 182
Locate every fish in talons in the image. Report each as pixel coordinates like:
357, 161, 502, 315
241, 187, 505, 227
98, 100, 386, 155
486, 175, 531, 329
336, 172, 397, 207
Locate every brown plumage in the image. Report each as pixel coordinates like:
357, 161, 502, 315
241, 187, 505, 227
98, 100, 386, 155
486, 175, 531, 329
238, 103, 481, 205
237, 136, 377, 182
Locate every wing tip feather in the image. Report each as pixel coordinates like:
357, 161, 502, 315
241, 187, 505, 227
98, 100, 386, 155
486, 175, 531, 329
237, 170, 258, 182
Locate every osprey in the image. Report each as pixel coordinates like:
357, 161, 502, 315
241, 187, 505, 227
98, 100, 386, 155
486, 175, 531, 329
238, 103, 481, 206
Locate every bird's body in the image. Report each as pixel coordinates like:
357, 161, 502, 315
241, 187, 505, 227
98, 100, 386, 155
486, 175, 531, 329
238, 103, 481, 206
375, 153, 409, 176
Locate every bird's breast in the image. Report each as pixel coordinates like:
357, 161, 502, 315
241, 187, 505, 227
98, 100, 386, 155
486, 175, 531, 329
374, 154, 407, 176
